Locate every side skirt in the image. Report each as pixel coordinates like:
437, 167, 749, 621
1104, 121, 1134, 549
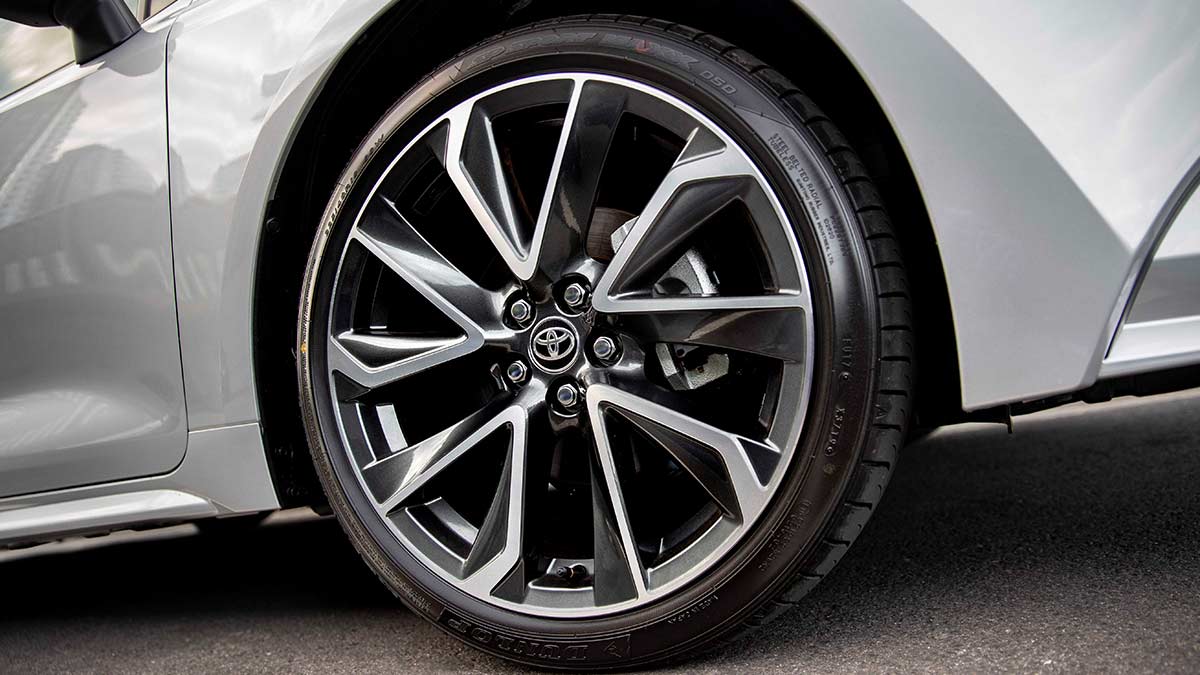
0, 422, 279, 547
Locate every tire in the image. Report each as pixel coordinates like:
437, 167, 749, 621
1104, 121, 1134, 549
297, 15, 912, 670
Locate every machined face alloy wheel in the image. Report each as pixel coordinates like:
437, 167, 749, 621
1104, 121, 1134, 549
300, 19, 912, 668
318, 72, 814, 617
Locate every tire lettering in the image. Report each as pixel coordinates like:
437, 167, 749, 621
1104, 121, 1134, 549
824, 406, 847, 457
600, 34, 699, 70
440, 611, 628, 663
699, 70, 737, 95
666, 594, 719, 624
757, 503, 811, 571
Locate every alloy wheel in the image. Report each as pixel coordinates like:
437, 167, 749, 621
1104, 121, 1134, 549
320, 73, 815, 617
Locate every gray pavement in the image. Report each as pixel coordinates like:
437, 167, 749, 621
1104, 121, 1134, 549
1, 390, 1198, 673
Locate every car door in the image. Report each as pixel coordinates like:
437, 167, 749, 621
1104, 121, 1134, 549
0, 1, 186, 497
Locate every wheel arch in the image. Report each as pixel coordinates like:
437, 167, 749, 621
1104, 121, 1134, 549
252, 0, 962, 505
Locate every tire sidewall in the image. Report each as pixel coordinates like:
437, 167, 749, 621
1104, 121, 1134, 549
297, 20, 880, 670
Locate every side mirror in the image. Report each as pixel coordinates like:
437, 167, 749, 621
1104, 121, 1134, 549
0, 0, 139, 64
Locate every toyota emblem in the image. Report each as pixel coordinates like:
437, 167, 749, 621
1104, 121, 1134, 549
530, 320, 579, 372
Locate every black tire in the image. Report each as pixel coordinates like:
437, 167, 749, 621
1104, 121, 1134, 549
297, 15, 913, 670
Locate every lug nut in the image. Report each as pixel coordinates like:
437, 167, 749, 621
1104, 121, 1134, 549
562, 282, 588, 309
555, 382, 580, 410
591, 335, 619, 363
505, 361, 528, 384
508, 298, 533, 325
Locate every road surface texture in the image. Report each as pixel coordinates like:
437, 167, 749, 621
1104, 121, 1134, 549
1, 390, 1198, 673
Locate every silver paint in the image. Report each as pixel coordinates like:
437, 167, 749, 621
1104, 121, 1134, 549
0, 490, 215, 544
1127, 186, 1200, 325
0, 13, 186, 496
0, 422, 279, 545
166, 0, 391, 429
1105, 183, 1200, 376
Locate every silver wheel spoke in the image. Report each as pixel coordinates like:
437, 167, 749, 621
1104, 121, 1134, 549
355, 196, 501, 331
329, 332, 468, 390
336, 196, 501, 389
587, 384, 772, 525
587, 401, 650, 604
528, 80, 628, 280
364, 396, 523, 513
458, 404, 529, 597
592, 126, 808, 322
438, 104, 530, 280
592, 129, 753, 307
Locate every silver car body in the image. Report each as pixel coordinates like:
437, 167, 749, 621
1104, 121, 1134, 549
0, 0, 1197, 541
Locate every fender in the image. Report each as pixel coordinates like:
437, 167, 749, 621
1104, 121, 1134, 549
795, 0, 1200, 409
165, 0, 1200, 441
167, 0, 403, 429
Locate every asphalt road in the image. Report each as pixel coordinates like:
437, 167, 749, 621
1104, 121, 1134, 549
2, 390, 1199, 673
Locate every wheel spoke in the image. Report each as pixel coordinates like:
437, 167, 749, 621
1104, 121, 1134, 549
588, 411, 649, 604
614, 299, 809, 361
612, 408, 743, 520
458, 405, 529, 597
605, 177, 748, 292
363, 395, 523, 513
528, 80, 629, 280
592, 128, 752, 304
586, 384, 772, 524
338, 196, 502, 390
592, 126, 809, 317
355, 196, 502, 331
460, 447, 516, 577
328, 332, 469, 391
433, 104, 531, 280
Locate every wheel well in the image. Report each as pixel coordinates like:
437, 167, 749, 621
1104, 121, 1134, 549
254, 0, 962, 506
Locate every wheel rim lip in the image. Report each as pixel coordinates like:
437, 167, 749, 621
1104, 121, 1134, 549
319, 72, 816, 618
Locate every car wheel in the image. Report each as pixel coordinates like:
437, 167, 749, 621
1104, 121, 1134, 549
297, 15, 913, 669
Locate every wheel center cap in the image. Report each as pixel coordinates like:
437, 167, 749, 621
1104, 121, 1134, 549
529, 317, 579, 374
